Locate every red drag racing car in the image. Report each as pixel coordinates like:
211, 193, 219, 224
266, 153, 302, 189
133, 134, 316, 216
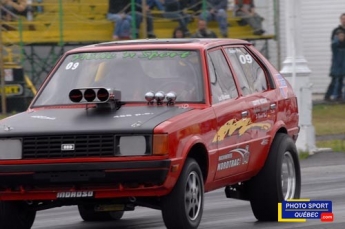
0, 39, 300, 229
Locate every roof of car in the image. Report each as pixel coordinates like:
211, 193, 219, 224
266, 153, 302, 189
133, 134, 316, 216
69, 38, 251, 53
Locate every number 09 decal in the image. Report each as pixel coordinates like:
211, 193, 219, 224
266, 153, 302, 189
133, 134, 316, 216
66, 62, 80, 70
239, 54, 253, 64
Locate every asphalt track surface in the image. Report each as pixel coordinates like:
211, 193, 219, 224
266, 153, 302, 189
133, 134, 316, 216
32, 152, 345, 229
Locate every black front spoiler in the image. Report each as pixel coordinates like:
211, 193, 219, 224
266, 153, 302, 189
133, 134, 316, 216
0, 160, 171, 187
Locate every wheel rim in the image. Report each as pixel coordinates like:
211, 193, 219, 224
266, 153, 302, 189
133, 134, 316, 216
281, 151, 296, 200
184, 171, 202, 221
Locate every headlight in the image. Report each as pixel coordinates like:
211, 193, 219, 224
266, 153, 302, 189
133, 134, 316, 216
117, 136, 150, 156
0, 139, 22, 159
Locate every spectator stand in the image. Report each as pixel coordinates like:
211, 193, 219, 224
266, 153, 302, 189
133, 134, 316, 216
0, 0, 274, 90
1, 0, 112, 88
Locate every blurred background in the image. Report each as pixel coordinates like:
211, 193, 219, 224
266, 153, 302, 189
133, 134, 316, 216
1, 0, 345, 151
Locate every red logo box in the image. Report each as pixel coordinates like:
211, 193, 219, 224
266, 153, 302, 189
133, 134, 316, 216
320, 212, 334, 222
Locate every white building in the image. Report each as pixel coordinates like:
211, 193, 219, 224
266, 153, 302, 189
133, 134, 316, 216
252, 0, 345, 94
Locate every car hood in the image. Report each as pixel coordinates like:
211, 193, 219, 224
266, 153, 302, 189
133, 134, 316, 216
0, 106, 193, 136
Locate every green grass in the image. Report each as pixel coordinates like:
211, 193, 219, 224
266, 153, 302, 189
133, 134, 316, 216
298, 151, 310, 160
313, 103, 345, 135
313, 103, 345, 152
0, 114, 8, 120
316, 140, 345, 152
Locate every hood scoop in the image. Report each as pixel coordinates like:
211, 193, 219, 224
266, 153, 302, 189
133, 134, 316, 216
69, 87, 123, 110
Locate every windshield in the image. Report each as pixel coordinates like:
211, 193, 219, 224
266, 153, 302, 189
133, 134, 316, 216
33, 50, 204, 106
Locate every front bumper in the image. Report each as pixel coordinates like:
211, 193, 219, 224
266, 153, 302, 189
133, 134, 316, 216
0, 160, 171, 200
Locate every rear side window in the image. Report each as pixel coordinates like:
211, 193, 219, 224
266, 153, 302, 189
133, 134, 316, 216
207, 50, 238, 104
225, 47, 268, 95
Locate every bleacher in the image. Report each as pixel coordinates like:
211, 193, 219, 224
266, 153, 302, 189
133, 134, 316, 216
1, 0, 274, 88
1, 0, 275, 44
2, 0, 111, 44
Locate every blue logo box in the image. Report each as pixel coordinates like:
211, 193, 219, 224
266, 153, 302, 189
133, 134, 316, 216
282, 200, 332, 219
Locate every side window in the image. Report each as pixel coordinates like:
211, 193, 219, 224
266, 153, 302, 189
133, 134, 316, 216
226, 47, 268, 95
207, 50, 238, 104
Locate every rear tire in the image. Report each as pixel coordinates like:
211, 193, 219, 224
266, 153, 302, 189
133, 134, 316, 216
162, 158, 204, 229
78, 204, 124, 221
0, 201, 36, 229
248, 133, 301, 221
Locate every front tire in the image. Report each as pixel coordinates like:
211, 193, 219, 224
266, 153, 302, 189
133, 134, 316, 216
162, 158, 204, 229
248, 133, 301, 221
0, 201, 36, 229
78, 204, 124, 221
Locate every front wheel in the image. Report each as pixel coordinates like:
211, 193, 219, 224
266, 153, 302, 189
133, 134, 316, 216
0, 201, 36, 229
248, 133, 301, 221
162, 158, 204, 229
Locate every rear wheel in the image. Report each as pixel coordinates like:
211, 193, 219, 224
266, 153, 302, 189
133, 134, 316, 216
0, 201, 36, 229
78, 204, 124, 221
162, 158, 204, 229
248, 133, 301, 221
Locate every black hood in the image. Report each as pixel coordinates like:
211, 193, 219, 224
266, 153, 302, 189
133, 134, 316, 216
0, 106, 193, 136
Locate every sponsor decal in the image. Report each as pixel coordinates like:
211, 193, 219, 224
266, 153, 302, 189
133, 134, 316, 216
123, 51, 191, 59
3, 125, 14, 131
57, 191, 94, 198
261, 138, 269, 145
217, 158, 240, 171
137, 51, 191, 59
72, 53, 116, 61
61, 144, 75, 151
276, 74, 288, 98
31, 115, 56, 120
253, 106, 269, 113
252, 98, 268, 106
217, 146, 250, 171
0, 84, 24, 96
218, 94, 230, 102
213, 118, 271, 143
228, 49, 237, 54
71, 51, 191, 61
114, 113, 154, 118
278, 199, 333, 222
255, 113, 267, 119
131, 121, 142, 127
178, 104, 189, 109
252, 99, 270, 119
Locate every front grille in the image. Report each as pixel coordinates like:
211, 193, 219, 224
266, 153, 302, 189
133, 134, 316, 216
22, 135, 115, 159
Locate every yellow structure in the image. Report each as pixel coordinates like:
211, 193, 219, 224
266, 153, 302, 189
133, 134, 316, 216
2, 0, 274, 44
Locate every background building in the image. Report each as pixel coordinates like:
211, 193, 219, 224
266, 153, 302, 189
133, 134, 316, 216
252, 0, 345, 94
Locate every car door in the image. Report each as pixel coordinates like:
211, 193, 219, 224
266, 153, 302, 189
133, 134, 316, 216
207, 48, 252, 180
224, 46, 277, 169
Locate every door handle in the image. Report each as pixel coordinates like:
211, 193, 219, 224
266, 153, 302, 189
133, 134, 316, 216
241, 111, 248, 117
